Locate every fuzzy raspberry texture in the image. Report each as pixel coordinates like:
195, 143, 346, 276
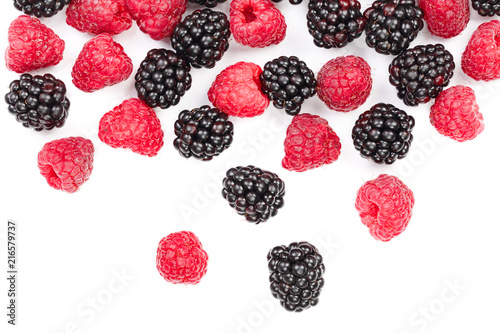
462, 20, 500, 81
282, 113, 341, 172
38, 137, 94, 193
208, 61, 270, 117
156, 231, 208, 285
230, 0, 286, 47
72, 34, 133, 92
355, 174, 415, 242
126, 0, 187, 40
66, 0, 133, 35
98, 98, 164, 157
430, 86, 484, 142
419, 0, 469, 38
316, 55, 372, 112
6, 15, 65, 73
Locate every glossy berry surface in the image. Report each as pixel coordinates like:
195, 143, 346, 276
189, 0, 226, 7
472, 0, 500, 16
13, 0, 71, 18
419, 0, 469, 38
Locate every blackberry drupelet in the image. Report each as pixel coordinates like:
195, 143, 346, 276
472, 0, 500, 16
222, 166, 285, 224
135, 49, 192, 109
13, 0, 71, 18
5, 73, 70, 131
271, 0, 304, 4
260, 56, 316, 115
171, 8, 230, 69
174, 105, 234, 160
188, 0, 226, 7
352, 103, 415, 164
389, 44, 455, 106
268, 241, 325, 312
364, 0, 424, 55
307, 0, 366, 49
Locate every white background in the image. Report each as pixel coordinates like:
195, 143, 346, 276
1, 1, 500, 332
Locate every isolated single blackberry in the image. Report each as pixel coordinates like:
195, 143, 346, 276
472, 0, 500, 16
171, 8, 230, 69
364, 0, 424, 55
307, 0, 366, 48
5, 73, 70, 131
389, 44, 455, 106
260, 56, 316, 115
135, 49, 192, 109
189, 0, 226, 7
222, 166, 285, 224
352, 103, 415, 164
268, 241, 325, 312
13, 0, 71, 18
174, 105, 234, 160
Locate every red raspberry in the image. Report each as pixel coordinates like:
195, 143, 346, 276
72, 33, 133, 92
355, 174, 415, 242
462, 20, 500, 81
66, 0, 133, 36
230, 0, 286, 47
5, 15, 65, 73
316, 55, 372, 112
156, 231, 208, 285
208, 61, 270, 117
126, 0, 187, 40
282, 113, 341, 172
37, 137, 94, 193
419, 0, 469, 38
430, 85, 484, 142
98, 98, 164, 157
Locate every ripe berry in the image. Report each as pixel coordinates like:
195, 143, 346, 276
419, 0, 469, 38
188, 0, 227, 7
13, 0, 71, 18
472, 0, 500, 16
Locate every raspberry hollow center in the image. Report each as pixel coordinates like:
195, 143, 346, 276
242, 6, 257, 23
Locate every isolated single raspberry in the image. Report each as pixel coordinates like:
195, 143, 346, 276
208, 61, 270, 117
355, 174, 415, 242
230, 0, 287, 47
282, 113, 341, 172
98, 98, 164, 157
156, 231, 208, 285
462, 20, 500, 81
419, 0, 469, 38
430, 86, 484, 142
66, 0, 133, 36
5, 15, 65, 73
37, 137, 94, 193
316, 55, 372, 112
72, 33, 133, 92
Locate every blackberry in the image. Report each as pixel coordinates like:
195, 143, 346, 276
188, 0, 226, 7
268, 241, 325, 312
259, 56, 316, 116
352, 103, 415, 164
389, 44, 455, 106
222, 166, 285, 224
472, 0, 500, 16
13, 0, 71, 18
306, 0, 366, 49
5, 73, 70, 131
171, 8, 230, 69
364, 0, 424, 55
174, 105, 234, 160
135, 49, 192, 109
271, 0, 304, 4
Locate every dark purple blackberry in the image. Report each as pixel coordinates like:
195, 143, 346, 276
389, 44, 455, 106
174, 105, 234, 161
352, 103, 415, 164
222, 166, 285, 224
5, 73, 70, 131
171, 8, 230, 69
307, 0, 366, 49
135, 49, 192, 109
364, 0, 424, 55
259, 56, 316, 116
13, 0, 71, 18
472, 0, 500, 16
188, 0, 226, 7
271, 0, 303, 4
268, 241, 325, 312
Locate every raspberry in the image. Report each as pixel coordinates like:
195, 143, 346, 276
208, 62, 270, 117
282, 113, 341, 172
355, 174, 415, 242
37, 137, 94, 193
430, 86, 485, 142
72, 34, 133, 93
13, 0, 71, 18
98, 98, 164, 157
66, 0, 133, 36
5, 15, 65, 73
230, 0, 287, 48
156, 231, 208, 285
316, 55, 372, 112
419, 0, 470, 38
461, 20, 500, 81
